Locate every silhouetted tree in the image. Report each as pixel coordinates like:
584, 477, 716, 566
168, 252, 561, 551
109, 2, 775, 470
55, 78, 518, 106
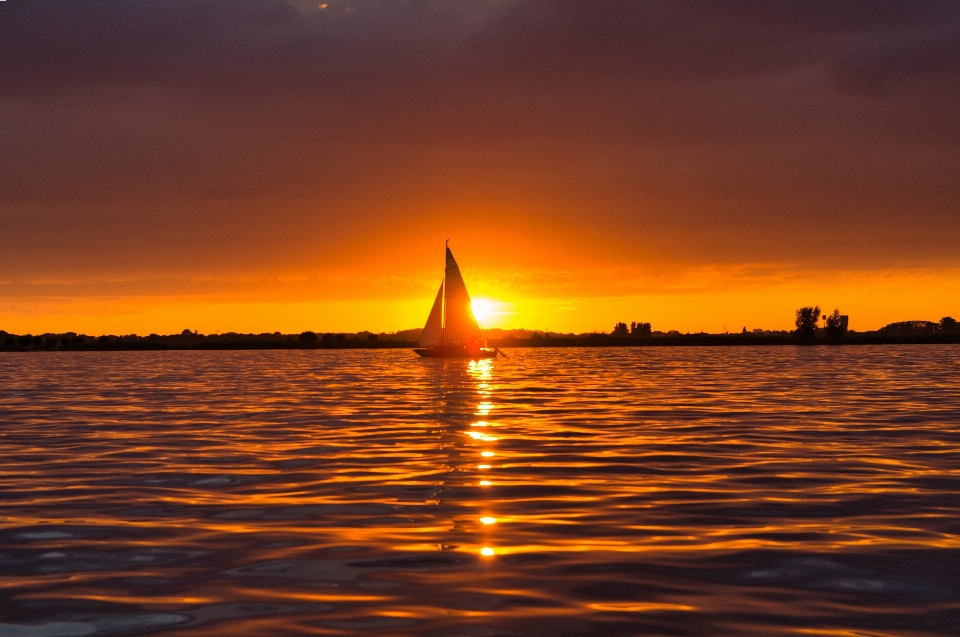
44, 336, 58, 349
613, 322, 629, 336
18, 334, 33, 347
299, 331, 318, 343
878, 321, 938, 336
631, 322, 652, 337
321, 333, 334, 342
824, 309, 848, 338
366, 333, 378, 342
794, 306, 821, 337
73, 335, 86, 345
4, 336, 16, 348
32, 335, 43, 347
941, 317, 958, 333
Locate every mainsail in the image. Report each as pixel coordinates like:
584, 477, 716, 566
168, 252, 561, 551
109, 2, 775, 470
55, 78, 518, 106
418, 282, 444, 347
442, 247, 482, 342
418, 245, 483, 346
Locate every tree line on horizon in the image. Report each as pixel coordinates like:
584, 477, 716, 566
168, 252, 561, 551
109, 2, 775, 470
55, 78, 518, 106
0, 329, 416, 352
793, 306, 957, 338
2, 311, 958, 351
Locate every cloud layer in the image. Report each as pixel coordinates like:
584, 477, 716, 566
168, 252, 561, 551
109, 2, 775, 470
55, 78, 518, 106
1, 0, 958, 329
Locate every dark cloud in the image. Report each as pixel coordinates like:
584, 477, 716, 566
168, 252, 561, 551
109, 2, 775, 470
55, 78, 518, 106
4, 1, 955, 96
1, 0, 958, 277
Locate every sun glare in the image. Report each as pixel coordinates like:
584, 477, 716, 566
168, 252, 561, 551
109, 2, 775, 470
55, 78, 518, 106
471, 298, 495, 324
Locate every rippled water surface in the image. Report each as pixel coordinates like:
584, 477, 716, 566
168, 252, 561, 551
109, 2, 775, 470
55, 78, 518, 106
1, 347, 959, 636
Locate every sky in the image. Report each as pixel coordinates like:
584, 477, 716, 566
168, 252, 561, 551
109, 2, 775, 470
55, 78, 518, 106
2, 0, 959, 335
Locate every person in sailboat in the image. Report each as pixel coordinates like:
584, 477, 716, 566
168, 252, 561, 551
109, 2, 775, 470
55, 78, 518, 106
414, 242, 502, 359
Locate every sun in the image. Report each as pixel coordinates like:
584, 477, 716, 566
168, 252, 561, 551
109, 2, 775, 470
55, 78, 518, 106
471, 298, 494, 324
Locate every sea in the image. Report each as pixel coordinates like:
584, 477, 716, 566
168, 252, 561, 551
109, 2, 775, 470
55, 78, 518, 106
1, 346, 958, 636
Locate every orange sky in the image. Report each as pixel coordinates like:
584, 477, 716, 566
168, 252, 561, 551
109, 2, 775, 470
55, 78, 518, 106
2, 1, 958, 335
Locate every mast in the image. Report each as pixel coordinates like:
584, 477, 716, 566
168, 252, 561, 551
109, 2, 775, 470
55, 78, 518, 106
441, 239, 448, 345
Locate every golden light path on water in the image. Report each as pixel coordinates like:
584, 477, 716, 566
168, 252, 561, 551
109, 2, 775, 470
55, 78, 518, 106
0, 347, 959, 636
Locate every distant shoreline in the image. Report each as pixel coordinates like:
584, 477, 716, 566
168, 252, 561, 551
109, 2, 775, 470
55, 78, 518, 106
491, 334, 960, 348
2, 333, 958, 352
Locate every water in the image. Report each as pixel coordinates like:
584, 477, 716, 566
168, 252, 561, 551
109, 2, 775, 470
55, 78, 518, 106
1, 346, 958, 636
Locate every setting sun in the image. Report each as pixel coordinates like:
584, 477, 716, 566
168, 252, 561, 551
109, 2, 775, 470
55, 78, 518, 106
471, 298, 495, 325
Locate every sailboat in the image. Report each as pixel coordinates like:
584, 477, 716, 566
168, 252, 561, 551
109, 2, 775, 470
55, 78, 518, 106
414, 242, 499, 359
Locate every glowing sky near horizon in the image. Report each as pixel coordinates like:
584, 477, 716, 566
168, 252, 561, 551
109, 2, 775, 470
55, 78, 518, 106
2, 1, 958, 335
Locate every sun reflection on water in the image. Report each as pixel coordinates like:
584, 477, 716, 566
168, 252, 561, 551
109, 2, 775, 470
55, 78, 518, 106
467, 358, 500, 559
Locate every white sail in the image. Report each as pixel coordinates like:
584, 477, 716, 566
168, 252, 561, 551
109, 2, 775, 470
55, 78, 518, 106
419, 281, 445, 346
443, 247, 483, 342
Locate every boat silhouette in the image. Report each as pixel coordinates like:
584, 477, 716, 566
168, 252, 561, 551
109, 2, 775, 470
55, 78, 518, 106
414, 241, 500, 359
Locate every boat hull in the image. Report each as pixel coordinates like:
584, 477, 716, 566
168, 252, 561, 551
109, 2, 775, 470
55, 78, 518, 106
414, 345, 498, 359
